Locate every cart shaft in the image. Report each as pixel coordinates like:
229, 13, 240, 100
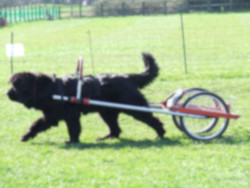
52, 95, 205, 119
171, 106, 240, 119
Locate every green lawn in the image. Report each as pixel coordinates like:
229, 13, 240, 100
0, 13, 249, 187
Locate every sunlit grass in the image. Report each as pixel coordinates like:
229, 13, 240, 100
0, 13, 249, 187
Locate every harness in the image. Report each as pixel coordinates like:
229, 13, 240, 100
55, 78, 65, 101
53, 75, 101, 102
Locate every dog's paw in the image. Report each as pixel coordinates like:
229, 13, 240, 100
155, 131, 166, 140
155, 135, 165, 140
96, 134, 119, 141
21, 135, 30, 142
64, 140, 79, 144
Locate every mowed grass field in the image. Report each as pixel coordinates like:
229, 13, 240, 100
0, 13, 249, 187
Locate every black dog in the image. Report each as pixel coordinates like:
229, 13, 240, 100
7, 53, 165, 143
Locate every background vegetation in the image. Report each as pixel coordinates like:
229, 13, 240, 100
0, 12, 249, 187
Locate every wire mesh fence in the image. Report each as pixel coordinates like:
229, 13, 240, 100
0, 5, 60, 24
1, 0, 249, 22
1, 13, 248, 75
0, 12, 249, 114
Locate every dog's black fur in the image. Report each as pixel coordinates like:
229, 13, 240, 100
7, 53, 165, 143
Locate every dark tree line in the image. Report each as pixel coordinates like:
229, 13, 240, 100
0, 0, 249, 8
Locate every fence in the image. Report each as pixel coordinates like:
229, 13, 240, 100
186, 0, 249, 12
95, 1, 169, 17
0, 1, 249, 23
59, 4, 94, 18
0, 5, 60, 24
62, 0, 250, 18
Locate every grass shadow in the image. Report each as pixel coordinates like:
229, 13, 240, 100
30, 134, 249, 149
59, 137, 183, 150
183, 134, 250, 145
208, 135, 250, 145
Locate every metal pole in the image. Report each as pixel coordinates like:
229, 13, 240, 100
229, 0, 233, 11
88, 30, 95, 74
100, 4, 103, 17
52, 94, 205, 119
76, 57, 83, 101
10, 32, 14, 74
163, 1, 167, 14
71, 3, 73, 18
180, 6, 188, 74
79, 3, 82, 17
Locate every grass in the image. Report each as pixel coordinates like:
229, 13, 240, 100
0, 13, 249, 187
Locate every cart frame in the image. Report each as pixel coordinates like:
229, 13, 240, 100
52, 57, 240, 141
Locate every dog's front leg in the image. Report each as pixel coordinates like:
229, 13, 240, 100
21, 116, 57, 142
64, 113, 81, 144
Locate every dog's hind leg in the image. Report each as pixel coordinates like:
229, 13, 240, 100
21, 116, 58, 142
96, 112, 121, 141
119, 90, 165, 139
125, 111, 165, 139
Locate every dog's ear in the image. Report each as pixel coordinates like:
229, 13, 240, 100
36, 74, 53, 90
35, 74, 54, 99
8, 72, 36, 85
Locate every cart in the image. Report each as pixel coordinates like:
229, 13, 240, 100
53, 57, 240, 141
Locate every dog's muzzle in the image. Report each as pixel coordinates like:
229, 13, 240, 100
7, 88, 18, 101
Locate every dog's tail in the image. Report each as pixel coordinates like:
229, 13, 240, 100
128, 53, 159, 89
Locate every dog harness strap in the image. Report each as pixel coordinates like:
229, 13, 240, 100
32, 75, 39, 104
56, 79, 64, 100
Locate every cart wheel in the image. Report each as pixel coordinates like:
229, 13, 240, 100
172, 88, 208, 131
180, 92, 229, 141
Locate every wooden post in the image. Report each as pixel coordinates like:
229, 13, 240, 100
229, 0, 233, 11
122, 3, 125, 16
71, 3, 73, 18
40, 6, 43, 19
36, 6, 38, 20
58, 5, 61, 19
9, 8, 12, 24
100, 4, 104, 17
38, 6, 41, 19
37, 6, 40, 20
34, 6, 36, 20
207, 0, 211, 12
19, 6, 22, 22
186, 0, 189, 13
27, 6, 29, 21
14, 7, 17, 23
79, 3, 82, 17
51, 6, 53, 19
164, 1, 167, 14
23, 7, 25, 21
5, 8, 7, 21
31, 5, 33, 21
142, 2, 145, 15
4, 8, 7, 20
28, 6, 30, 21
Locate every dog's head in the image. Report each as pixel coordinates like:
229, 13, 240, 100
7, 72, 53, 108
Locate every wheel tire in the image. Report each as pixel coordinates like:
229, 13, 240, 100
180, 92, 229, 141
172, 88, 208, 131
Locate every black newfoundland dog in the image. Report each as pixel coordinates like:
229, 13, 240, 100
7, 53, 165, 143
